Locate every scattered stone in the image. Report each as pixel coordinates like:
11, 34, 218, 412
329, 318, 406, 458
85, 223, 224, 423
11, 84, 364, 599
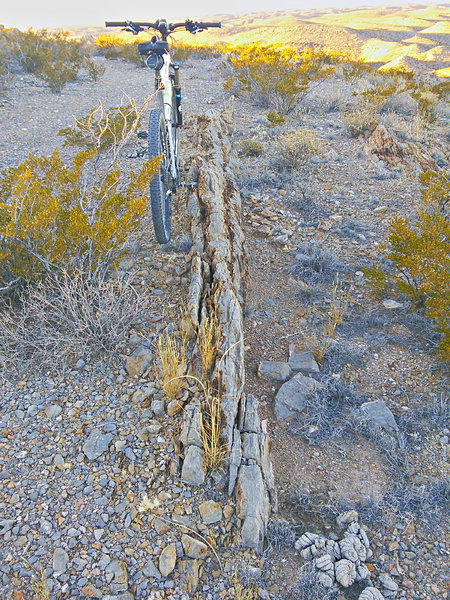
159, 544, 177, 577
359, 588, 385, 600
53, 454, 65, 470
360, 400, 399, 433
379, 574, 398, 591
52, 547, 69, 576
275, 373, 323, 421
105, 559, 128, 592
258, 361, 292, 382
337, 510, 358, 526
125, 347, 153, 377
45, 404, 62, 418
181, 534, 208, 559
181, 445, 205, 486
198, 500, 222, 524
143, 558, 161, 579
382, 299, 403, 309
82, 429, 113, 461
288, 348, 320, 375
178, 558, 200, 592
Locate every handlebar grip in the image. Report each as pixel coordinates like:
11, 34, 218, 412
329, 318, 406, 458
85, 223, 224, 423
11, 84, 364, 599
105, 21, 128, 27
200, 22, 221, 28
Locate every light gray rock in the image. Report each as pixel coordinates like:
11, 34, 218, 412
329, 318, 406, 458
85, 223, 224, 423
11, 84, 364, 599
275, 373, 322, 421
45, 404, 62, 418
105, 559, 128, 591
143, 559, 161, 579
335, 559, 357, 588
356, 564, 370, 581
295, 532, 320, 551
159, 544, 177, 577
82, 430, 113, 461
288, 347, 320, 374
52, 547, 69, 575
340, 534, 365, 562
125, 347, 153, 377
258, 361, 292, 382
228, 427, 242, 496
242, 432, 260, 462
379, 574, 398, 591
359, 587, 386, 600
235, 463, 270, 553
318, 572, 335, 588
382, 299, 403, 309
337, 510, 358, 526
181, 445, 204, 486
0, 519, 15, 535
360, 400, 399, 433
242, 394, 261, 433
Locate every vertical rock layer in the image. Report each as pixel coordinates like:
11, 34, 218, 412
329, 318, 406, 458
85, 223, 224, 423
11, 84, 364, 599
181, 111, 276, 552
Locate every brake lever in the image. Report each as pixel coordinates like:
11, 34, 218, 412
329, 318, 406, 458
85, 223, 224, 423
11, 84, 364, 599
124, 21, 142, 35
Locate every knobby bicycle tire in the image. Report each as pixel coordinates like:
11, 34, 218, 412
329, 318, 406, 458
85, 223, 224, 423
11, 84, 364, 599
148, 108, 171, 244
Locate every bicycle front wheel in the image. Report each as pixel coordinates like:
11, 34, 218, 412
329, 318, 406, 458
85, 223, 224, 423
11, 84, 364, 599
148, 108, 171, 244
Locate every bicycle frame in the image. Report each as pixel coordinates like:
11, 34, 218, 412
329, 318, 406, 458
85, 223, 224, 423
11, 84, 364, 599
148, 51, 178, 182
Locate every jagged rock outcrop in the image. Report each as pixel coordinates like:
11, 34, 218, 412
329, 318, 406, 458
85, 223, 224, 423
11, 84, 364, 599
180, 111, 276, 551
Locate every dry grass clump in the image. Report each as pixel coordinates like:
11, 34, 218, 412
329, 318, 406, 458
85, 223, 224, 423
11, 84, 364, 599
157, 331, 187, 399
304, 278, 350, 362
276, 128, 324, 170
341, 97, 378, 137
231, 570, 258, 600
382, 110, 431, 142
200, 390, 227, 472
197, 308, 220, 375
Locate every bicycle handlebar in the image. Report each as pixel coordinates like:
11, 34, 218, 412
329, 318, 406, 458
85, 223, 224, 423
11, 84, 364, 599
105, 20, 221, 34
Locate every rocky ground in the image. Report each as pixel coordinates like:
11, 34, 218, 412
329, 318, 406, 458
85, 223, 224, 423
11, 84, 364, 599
0, 51, 448, 600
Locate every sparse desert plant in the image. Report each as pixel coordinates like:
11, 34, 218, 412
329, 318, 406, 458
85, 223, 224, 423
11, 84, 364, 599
0, 270, 146, 374
341, 97, 378, 137
303, 278, 350, 362
240, 139, 264, 157
266, 518, 296, 551
276, 127, 324, 170
1, 28, 101, 92
292, 243, 342, 285
157, 331, 187, 399
231, 570, 258, 600
58, 100, 141, 150
365, 169, 449, 358
266, 110, 285, 126
289, 562, 337, 600
29, 569, 50, 600
225, 44, 334, 114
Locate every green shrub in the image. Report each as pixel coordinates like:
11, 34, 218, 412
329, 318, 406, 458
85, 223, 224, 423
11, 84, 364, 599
267, 111, 285, 126
240, 139, 264, 156
224, 44, 334, 114
58, 102, 140, 150
276, 128, 324, 170
365, 170, 450, 358
94, 33, 142, 65
0, 28, 102, 92
0, 148, 160, 284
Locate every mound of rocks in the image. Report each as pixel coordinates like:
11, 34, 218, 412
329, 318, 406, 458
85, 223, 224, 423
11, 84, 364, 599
295, 511, 388, 600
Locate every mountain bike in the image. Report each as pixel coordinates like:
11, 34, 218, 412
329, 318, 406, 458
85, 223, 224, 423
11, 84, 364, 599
105, 18, 221, 244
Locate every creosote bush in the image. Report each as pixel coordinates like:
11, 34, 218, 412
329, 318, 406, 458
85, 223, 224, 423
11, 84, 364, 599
276, 127, 324, 170
224, 44, 335, 114
0, 149, 159, 284
365, 170, 449, 358
240, 139, 264, 157
94, 33, 142, 65
1, 28, 103, 92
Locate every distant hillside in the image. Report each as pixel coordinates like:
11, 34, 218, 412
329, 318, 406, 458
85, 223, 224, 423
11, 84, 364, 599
60, 4, 450, 77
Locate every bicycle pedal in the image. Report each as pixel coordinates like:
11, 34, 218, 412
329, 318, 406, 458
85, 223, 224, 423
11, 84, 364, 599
128, 149, 147, 158
137, 131, 148, 139
181, 182, 198, 189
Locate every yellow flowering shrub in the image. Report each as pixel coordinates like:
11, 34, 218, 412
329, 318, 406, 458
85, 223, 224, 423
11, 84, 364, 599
224, 44, 335, 114
365, 170, 449, 358
0, 149, 160, 282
